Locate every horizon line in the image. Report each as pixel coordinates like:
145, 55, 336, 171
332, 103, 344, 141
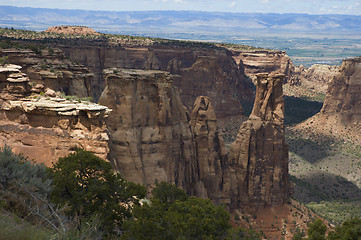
1, 5, 361, 17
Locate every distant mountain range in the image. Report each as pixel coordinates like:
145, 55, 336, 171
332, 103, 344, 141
1, 5, 361, 37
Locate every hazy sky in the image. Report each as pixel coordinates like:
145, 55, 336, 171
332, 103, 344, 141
2, 0, 361, 15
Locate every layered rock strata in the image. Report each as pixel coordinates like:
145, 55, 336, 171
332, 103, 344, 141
291, 64, 340, 92
61, 45, 253, 119
228, 73, 289, 209
98, 68, 289, 210
45, 26, 101, 36
232, 50, 293, 82
190, 96, 227, 201
0, 49, 93, 98
98, 69, 201, 194
321, 57, 361, 124
0, 64, 110, 165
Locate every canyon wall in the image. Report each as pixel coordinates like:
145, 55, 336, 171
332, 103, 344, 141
321, 57, 361, 125
0, 64, 110, 165
232, 50, 293, 82
0, 38, 290, 210
0, 49, 93, 98
291, 64, 340, 92
61, 45, 253, 120
98, 69, 202, 195
98, 68, 289, 209
231, 49, 339, 92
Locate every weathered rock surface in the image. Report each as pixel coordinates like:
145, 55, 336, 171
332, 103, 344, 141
97, 68, 289, 209
179, 55, 247, 119
321, 57, 361, 124
98, 69, 201, 194
0, 65, 110, 165
45, 26, 101, 36
0, 49, 93, 98
61, 45, 253, 120
190, 96, 227, 201
291, 64, 340, 92
232, 50, 293, 82
0, 64, 31, 100
228, 73, 289, 209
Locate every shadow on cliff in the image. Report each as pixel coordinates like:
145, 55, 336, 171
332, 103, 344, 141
291, 173, 361, 203
284, 96, 323, 126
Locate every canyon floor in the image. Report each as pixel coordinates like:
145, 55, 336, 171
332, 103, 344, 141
283, 83, 361, 226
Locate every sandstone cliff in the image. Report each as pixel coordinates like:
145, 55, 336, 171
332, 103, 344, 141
0, 64, 110, 165
291, 64, 340, 92
228, 73, 289, 209
322, 57, 361, 125
61, 45, 253, 120
232, 50, 293, 82
98, 68, 201, 194
1, 48, 93, 98
190, 96, 227, 201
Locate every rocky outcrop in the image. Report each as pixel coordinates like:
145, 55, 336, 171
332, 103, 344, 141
321, 57, 361, 124
98, 68, 290, 209
232, 50, 293, 82
0, 64, 31, 100
228, 73, 289, 209
98, 68, 201, 194
45, 26, 101, 36
291, 64, 340, 92
61, 45, 253, 120
190, 96, 227, 201
0, 64, 110, 165
0, 49, 93, 98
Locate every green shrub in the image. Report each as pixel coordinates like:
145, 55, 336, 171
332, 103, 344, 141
49, 148, 146, 235
327, 217, 361, 240
122, 182, 232, 240
0, 212, 52, 240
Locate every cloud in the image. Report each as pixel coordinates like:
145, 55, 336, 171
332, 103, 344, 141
229, 1, 236, 7
261, 0, 270, 3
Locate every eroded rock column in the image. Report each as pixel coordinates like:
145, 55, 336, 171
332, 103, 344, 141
190, 96, 227, 201
228, 73, 289, 209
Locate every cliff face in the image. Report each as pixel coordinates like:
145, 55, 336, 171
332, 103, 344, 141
0, 64, 110, 165
98, 69, 201, 194
322, 57, 361, 124
97, 68, 289, 209
190, 96, 227, 201
228, 73, 289, 209
0, 38, 290, 211
0, 49, 93, 98
179, 55, 246, 119
232, 50, 293, 82
61, 45, 253, 120
291, 64, 340, 92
